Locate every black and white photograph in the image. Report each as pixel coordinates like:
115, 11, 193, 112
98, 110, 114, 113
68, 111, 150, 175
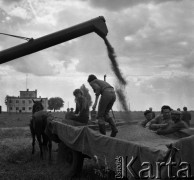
0, 0, 194, 179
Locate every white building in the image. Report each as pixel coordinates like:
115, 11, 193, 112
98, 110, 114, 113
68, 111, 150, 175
6, 89, 48, 113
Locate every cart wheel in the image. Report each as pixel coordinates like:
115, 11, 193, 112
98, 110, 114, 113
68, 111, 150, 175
57, 142, 84, 177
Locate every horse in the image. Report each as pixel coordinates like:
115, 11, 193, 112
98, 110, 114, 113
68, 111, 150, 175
29, 99, 52, 160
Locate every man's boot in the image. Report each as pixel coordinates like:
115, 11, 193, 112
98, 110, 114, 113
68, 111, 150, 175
107, 117, 118, 137
98, 118, 106, 135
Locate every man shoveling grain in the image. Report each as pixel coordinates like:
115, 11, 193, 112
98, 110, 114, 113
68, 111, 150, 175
87, 74, 118, 137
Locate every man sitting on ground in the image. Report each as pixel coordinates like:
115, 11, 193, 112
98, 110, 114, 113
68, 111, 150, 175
148, 105, 173, 131
156, 110, 188, 135
140, 110, 154, 127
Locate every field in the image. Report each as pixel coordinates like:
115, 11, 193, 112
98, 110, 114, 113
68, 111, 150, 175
0, 111, 193, 179
0, 112, 104, 180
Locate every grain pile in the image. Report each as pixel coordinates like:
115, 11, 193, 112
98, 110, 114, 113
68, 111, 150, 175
116, 124, 178, 151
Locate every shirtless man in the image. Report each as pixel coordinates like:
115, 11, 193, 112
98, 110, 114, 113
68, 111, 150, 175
87, 74, 118, 137
140, 110, 154, 127
148, 105, 173, 130
156, 110, 188, 135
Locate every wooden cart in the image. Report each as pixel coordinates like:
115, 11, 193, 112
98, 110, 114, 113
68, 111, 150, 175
47, 119, 194, 179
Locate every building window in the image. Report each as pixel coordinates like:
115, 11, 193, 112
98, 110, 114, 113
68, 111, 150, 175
9, 100, 12, 103
16, 100, 19, 103
29, 100, 32, 104
10, 107, 13, 110
29, 107, 32, 110
22, 107, 25, 111
16, 107, 19, 111
22, 100, 25, 104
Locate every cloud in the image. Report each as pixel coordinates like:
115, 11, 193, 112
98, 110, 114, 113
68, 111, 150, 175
140, 75, 194, 99
0, 8, 7, 21
7, 52, 59, 76
126, 74, 194, 110
8, 6, 28, 19
48, 32, 109, 74
0, 0, 32, 21
105, 0, 194, 80
1, 0, 23, 5
73, 35, 110, 74
182, 51, 194, 69
88, 0, 183, 11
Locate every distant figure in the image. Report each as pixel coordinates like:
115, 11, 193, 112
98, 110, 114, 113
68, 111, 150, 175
182, 107, 192, 127
71, 89, 89, 124
87, 74, 118, 137
70, 108, 74, 112
156, 110, 188, 135
148, 105, 173, 131
140, 110, 153, 127
149, 107, 155, 119
65, 108, 71, 119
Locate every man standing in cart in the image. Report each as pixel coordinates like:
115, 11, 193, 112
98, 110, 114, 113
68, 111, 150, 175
87, 74, 118, 137
71, 88, 89, 124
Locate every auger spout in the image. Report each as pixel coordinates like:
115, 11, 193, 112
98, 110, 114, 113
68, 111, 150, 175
0, 16, 108, 64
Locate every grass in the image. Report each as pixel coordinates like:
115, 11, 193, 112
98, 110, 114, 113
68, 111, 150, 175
0, 115, 115, 180
0, 127, 98, 180
0, 112, 31, 128
0, 111, 145, 128
0, 129, 114, 180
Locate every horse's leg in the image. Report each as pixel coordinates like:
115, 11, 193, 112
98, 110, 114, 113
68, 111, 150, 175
32, 132, 35, 154
37, 134, 43, 159
48, 138, 52, 161
42, 133, 49, 160
30, 119, 35, 154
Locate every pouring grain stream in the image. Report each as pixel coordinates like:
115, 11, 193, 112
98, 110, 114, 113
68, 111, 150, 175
103, 37, 131, 121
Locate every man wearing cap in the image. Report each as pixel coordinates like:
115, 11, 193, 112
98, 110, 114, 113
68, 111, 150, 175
87, 74, 118, 137
156, 110, 188, 135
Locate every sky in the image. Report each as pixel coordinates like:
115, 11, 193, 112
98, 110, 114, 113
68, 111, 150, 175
0, 0, 194, 112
